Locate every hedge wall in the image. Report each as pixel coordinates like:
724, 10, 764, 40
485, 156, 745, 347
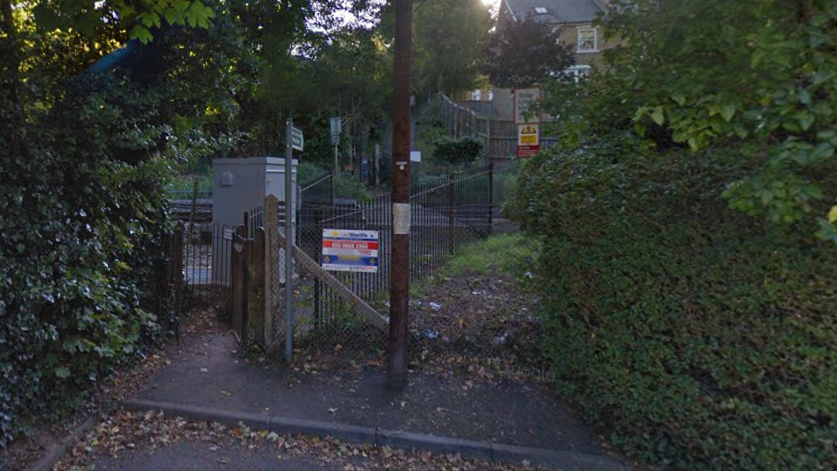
0, 76, 174, 446
508, 135, 837, 470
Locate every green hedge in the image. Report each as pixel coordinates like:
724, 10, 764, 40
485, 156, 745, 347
508, 134, 837, 470
0, 76, 174, 446
431, 135, 483, 165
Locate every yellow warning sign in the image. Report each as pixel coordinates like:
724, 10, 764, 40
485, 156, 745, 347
518, 124, 539, 146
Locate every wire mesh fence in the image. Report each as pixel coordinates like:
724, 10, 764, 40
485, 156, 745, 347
266, 165, 495, 358
193, 163, 542, 373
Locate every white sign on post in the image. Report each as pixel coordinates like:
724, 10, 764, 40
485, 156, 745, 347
322, 229, 379, 273
514, 88, 541, 124
291, 126, 304, 151
330, 117, 342, 145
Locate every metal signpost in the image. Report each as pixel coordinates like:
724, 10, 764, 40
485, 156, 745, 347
321, 229, 379, 273
284, 119, 302, 363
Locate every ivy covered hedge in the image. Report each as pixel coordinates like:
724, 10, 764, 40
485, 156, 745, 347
0, 76, 176, 446
508, 135, 837, 470
432, 135, 483, 165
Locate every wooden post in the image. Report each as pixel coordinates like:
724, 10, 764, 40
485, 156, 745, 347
264, 195, 281, 349
249, 228, 266, 346
231, 224, 247, 340
388, 0, 414, 389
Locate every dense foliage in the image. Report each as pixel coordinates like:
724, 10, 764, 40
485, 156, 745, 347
509, 137, 837, 470
0, 75, 177, 447
508, 1, 837, 469
411, 0, 491, 96
1, 0, 265, 446
542, 0, 837, 233
431, 135, 483, 165
481, 16, 575, 89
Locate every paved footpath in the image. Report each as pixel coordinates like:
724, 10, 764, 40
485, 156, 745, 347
87, 331, 632, 471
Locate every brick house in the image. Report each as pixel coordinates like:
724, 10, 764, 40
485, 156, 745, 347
467, 0, 618, 119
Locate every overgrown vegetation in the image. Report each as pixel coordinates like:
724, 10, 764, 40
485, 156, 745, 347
508, 1, 837, 469
510, 137, 837, 470
481, 15, 575, 89
0, 0, 388, 447
440, 233, 536, 279
431, 135, 483, 166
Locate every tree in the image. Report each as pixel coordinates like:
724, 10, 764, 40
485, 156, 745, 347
0, 0, 386, 446
539, 0, 837, 236
379, 0, 491, 97
481, 16, 575, 89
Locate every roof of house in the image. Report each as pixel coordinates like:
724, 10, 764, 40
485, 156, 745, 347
504, 0, 603, 24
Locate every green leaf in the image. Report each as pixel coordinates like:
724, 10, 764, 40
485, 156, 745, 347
671, 93, 686, 106
798, 113, 815, 131
750, 49, 765, 69
130, 25, 154, 44
54, 367, 71, 379
720, 104, 736, 122
828, 205, 837, 223
650, 107, 665, 126
186, 2, 215, 28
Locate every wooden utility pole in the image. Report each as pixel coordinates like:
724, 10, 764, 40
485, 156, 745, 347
387, 0, 413, 389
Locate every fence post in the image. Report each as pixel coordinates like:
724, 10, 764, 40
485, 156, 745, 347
171, 225, 184, 341
231, 224, 248, 341
249, 228, 266, 347
264, 195, 280, 349
447, 175, 456, 255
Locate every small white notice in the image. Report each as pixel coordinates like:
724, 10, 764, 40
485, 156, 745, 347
410, 151, 422, 162
393, 203, 411, 235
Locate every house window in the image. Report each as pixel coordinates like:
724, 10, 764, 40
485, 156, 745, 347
472, 89, 482, 101
534, 7, 548, 14
577, 27, 598, 53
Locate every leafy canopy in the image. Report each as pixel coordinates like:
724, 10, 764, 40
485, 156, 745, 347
540, 0, 837, 238
482, 15, 575, 89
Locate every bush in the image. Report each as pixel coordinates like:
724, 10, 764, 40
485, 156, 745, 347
509, 134, 837, 471
431, 135, 483, 165
0, 75, 175, 446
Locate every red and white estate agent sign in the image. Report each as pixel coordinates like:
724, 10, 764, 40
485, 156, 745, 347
322, 229, 379, 273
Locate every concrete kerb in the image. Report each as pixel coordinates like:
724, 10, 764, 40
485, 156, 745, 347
122, 399, 629, 471
27, 417, 97, 471
490, 442, 629, 471
376, 428, 493, 462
